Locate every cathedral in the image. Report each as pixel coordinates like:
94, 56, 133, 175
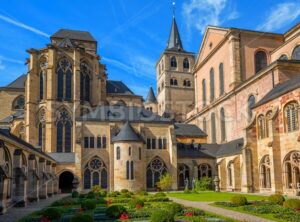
0, 14, 300, 214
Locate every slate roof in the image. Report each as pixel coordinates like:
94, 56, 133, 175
0, 110, 24, 124
166, 18, 184, 52
0, 128, 55, 162
0, 74, 26, 90
177, 138, 244, 158
145, 87, 157, 103
47, 153, 75, 163
51, 29, 96, 42
253, 76, 300, 108
174, 123, 207, 138
79, 106, 172, 123
106, 80, 135, 95
112, 121, 143, 143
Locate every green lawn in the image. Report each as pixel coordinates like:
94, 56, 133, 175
167, 191, 267, 202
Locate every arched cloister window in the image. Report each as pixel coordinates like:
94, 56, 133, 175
170, 56, 177, 68
279, 54, 288, 60
257, 115, 266, 139
292, 45, 300, 60
255, 50, 267, 73
12, 96, 25, 110
283, 151, 300, 189
37, 109, 46, 150
284, 102, 299, 132
0, 145, 12, 199
210, 68, 215, 102
198, 163, 212, 179
178, 164, 189, 188
260, 155, 271, 188
56, 109, 72, 153
247, 95, 256, 121
56, 58, 73, 101
227, 161, 233, 187
220, 108, 226, 142
219, 63, 224, 96
80, 62, 91, 102
116, 147, 121, 160
83, 158, 107, 189
202, 79, 206, 107
211, 112, 216, 143
183, 58, 189, 69
146, 157, 167, 188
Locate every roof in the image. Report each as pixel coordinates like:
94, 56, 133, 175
0, 110, 24, 124
78, 106, 172, 123
51, 29, 96, 42
0, 74, 26, 91
48, 153, 75, 163
145, 87, 157, 103
0, 128, 56, 162
253, 76, 300, 108
166, 18, 184, 52
177, 138, 244, 158
112, 121, 143, 143
106, 80, 135, 95
174, 123, 207, 138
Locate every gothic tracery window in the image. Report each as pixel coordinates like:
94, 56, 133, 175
283, 151, 300, 189
146, 158, 167, 188
198, 163, 212, 179
284, 102, 299, 132
83, 158, 107, 189
56, 109, 72, 153
56, 58, 73, 101
37, 109, 46, 150
260, 155, 271, 188
80, 62, 91, 102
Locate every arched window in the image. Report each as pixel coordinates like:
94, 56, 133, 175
170, 78, 177, 86
170, 56, 177, 68
178, 164, 189, 188
130, 161, 134, 180
174, 79, 178, 85
170, 79, 173, 85
257, 115, 266, 139
83, 158, 107, 189
184, 79, 191, 87
146, 158, 167, 188
220, 108, 226, 142
219, 63, 224, 96
1, 146, 11, 198
37, 109, 46, 150
210, 68, 215, 102
56, 58, 73, 101
39, 71, 45, 100
255, 51, 267, 73
203, 118, 207, 133
260, 155, 271, 188
284, 102, 299, 132
56, 109, 72, 153
279, 54, 288, 60
198, 163, 212, 179
183, 58, 189, 69
80, 62, 91, 102
292, 46, 300, 60
266, 111, 273, 138
12, 96, 25, 110
116, 147, 121, 160
126, 161, 129, 179
202, 79, 206, 107
211, 112, 216, 143
283, 151, 300, 189
228, 161, 233, 186
247, 95, 256, 121
126, 161, 134, 180
128, 147, 131, 156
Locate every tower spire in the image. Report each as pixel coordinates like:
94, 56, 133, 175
166, 16, 184, 51
172, 0, 176, 18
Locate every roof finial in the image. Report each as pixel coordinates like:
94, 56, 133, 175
172, 0, 176, 18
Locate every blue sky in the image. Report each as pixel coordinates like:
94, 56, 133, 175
0, 0, 300, 98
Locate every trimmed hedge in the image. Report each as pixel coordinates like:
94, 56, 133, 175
106, 204, 127, 218
70, 213, 93, 222
283, 199, 300, 210
42, 207, 63, 220
153, 192, 166, 197
128, 199, 145, 209
268, 194, 285, 205
81, 199, 96, 210
230, 195, 248, 206
150, 209, 175, 222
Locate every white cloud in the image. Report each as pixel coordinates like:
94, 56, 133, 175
0, 55, 24, 65
182, 0, 238, 34
0, 14, 49, 38
257, 2, 300, 32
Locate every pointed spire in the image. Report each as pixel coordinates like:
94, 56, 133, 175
166, 17, 184, 52
145, 87, 157, 104
112, 121, 143, 143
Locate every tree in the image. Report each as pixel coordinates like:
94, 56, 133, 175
156, 173, 173, 191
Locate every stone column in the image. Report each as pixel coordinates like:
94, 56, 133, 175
46, 161, 53, 197
38, 158, 47, 199
27, 154, 39, 202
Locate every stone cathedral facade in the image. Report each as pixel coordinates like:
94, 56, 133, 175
0, 16, 300, 214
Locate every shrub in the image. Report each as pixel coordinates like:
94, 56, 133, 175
42, 207, 62, 220
128, 208, 153, 218
183, 207, 204, 216
119, 192, 131, 198
283, 199, 300, 210
79, 194, 86, 199
92, 185, 102, 193
81, 199, 96, 210
156, 174, 173, 191
109, 197, 132, 203
168, 202, 184, 215
99, 190, 107, 197
154, 192, 166, 197
51, 197, 77, 207
72, 191, 79, 198
107, 191, 120, 197
106, 204, 127, 218
135, 190, 149, 196
230, 195, 248, 206
268, 194, 285, 205
129, 199, 145, 209
120, 189, 129, 193
147, 197, 169, 202
70, 213, 93, 222
150, 209, 175, 222
86, 191, 95, 199
195, 177, 213, 191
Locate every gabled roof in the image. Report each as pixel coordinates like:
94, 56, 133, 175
174, 123, 206, 138
0, 74, 26, 91
112, 121, 143, 143
51, 29, 96, 42
106, 80, 135, 95
145, 87, 157, 103
253, 76, 300, 108
166, 18, 184, 52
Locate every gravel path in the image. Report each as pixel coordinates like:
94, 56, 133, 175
170, 197, 274, 222
0, 194, 68, 222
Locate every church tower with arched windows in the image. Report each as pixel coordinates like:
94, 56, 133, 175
156, 17, 195, 122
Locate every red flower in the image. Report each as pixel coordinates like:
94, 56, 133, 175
136, 204, 143, 209
40, 216, 51, 222
119, 213, 129, 220
184, 211, 194, 217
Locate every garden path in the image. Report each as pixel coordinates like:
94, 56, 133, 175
170, 197, 274, 222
